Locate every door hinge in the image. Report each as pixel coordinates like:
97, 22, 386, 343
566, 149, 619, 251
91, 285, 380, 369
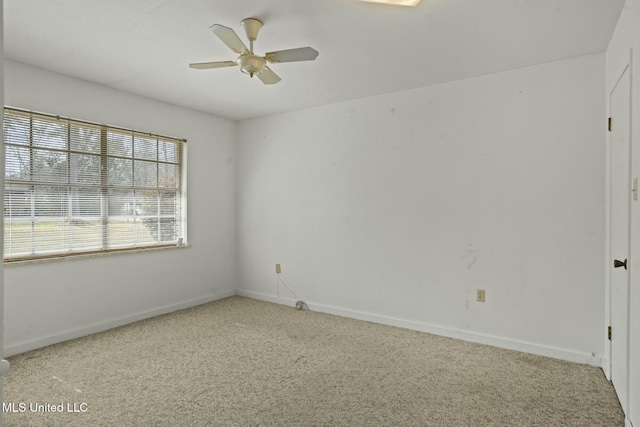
608, 117, 612, 132
608, 326, 612, 340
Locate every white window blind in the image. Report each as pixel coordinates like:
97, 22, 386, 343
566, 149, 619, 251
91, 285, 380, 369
3, 107, 185, 261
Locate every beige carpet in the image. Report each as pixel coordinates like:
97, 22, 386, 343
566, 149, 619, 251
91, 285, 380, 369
3, 296, 624, 426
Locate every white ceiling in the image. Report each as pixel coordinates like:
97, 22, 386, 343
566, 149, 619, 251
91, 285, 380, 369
4, 0, 625, 121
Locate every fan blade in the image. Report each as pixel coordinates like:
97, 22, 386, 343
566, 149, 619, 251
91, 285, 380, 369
258, 66, 281, 85
189, 61, 237, 70
211, 24, 249, 54
265, 47, 319, 63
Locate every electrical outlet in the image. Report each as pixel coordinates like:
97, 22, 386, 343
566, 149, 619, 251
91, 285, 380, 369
477, 289, 486, 303
275, 264, 281, 274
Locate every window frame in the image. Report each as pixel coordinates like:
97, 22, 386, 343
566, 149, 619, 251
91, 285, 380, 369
3, 107, 187, 263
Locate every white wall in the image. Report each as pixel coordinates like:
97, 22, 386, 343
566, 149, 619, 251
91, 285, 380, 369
606, 0, 640, 424
237, 53, 606, 365
3, 61, 237, 356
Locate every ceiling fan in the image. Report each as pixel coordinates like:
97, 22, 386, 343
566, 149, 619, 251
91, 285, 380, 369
189, 18, 319, 85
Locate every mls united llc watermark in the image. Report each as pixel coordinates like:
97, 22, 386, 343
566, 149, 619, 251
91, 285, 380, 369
3, 402, 88, 413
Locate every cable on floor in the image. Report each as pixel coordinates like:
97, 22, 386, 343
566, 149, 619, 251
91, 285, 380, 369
277, 273, 308, 310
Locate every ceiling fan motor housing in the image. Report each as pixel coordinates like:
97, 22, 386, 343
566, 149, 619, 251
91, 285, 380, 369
237, 54, 266, 77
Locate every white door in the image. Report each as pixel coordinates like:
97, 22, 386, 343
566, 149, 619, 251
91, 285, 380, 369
610, 63, 631, 416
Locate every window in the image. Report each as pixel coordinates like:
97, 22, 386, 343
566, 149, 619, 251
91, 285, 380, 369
3, 107, 185, 261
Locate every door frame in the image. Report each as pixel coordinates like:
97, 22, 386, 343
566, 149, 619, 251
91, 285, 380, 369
605, 50, 633, 419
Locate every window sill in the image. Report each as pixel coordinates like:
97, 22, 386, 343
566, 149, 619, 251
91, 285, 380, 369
4, 244, 191, 267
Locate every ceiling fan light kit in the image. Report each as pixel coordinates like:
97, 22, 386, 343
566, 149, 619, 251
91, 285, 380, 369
356, 0, 421, 6
189, 17, 319, 85
238, 55, 266, 77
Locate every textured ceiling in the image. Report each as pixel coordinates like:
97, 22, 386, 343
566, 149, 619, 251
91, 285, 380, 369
4, 0, 626, 121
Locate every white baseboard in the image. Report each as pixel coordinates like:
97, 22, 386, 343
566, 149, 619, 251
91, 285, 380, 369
237, 290, 603, 367
602, 356, 611, 380
4, 289, 236, 357
237, 289, 296, 306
